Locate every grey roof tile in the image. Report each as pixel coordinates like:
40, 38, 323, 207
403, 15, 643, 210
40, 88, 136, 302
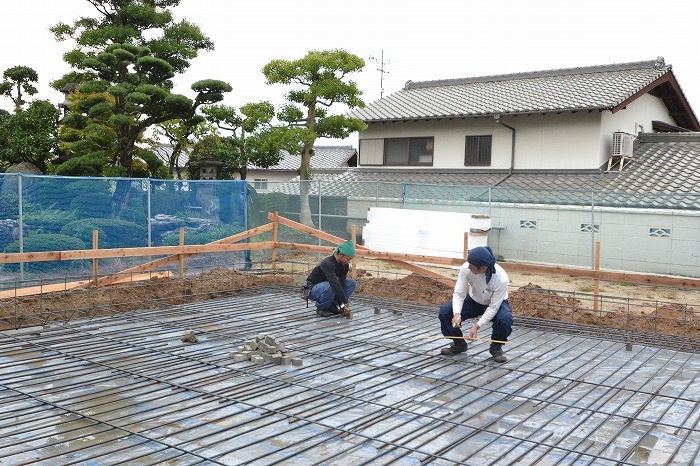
351, 59, 673, 122
250, 146, 356, 171
269, 133, 700, 209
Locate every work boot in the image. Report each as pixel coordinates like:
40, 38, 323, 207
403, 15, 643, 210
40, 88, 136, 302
316, 309, 337, 317
440, 341, 468, 355
489, 343, 507, 363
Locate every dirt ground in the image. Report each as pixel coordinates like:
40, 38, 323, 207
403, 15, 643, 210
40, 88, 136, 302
1, 252, 699, 341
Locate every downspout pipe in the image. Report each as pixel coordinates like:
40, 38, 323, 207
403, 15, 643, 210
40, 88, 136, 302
494, 114, 516, 185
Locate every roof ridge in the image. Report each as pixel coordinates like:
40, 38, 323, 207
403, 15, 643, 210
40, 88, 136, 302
405, 57, 668, 90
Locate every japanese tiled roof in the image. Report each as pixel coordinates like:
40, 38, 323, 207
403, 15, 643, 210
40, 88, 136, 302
269, 133, 700, 209
350, 58, 699, 130
249, 146, 356, 171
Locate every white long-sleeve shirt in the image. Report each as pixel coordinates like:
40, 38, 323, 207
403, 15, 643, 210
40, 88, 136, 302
452, 261, 509, 328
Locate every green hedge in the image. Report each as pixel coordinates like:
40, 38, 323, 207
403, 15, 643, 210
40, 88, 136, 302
69, 192, 113, 219
23, 210, 78, 234
161, 224, 244, 246
3, 234, 87, 273
61, 218, 147, 249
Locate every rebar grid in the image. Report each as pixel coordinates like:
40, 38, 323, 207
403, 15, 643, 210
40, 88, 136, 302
0, 287, 698, 465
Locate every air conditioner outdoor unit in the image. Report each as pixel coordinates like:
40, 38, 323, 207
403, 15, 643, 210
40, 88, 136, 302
612, 131, 635, 157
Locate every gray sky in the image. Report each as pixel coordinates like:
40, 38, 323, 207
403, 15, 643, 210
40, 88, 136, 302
2, 0, 699, 145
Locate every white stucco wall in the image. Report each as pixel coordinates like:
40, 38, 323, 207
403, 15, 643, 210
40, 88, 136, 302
599, 93, 673, 165
503, 113, 601, 170
360, 112, 606, 170
359, 93, 679, 171
245, 171, 298, 191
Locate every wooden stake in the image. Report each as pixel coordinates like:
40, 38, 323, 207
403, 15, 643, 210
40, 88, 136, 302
351, 224, 357, 280
179, 227, 185, 280
92, 229, 99, 286
271, 211, 279, 270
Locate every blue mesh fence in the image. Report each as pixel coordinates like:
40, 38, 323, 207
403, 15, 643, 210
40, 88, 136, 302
1, 174, 699, 280
0, 174, 250, 282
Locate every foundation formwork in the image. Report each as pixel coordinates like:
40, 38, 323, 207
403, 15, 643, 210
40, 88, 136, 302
0, 286, 698, 465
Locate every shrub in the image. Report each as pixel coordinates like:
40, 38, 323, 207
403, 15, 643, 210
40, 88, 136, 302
151, 189, 191, 215
23, 210, 78, 234
0, 193, 19, 218
69, 192, 113, 219
118, 206, 148, 225
3, 234, 87, 272
161, 224, 244, 246
61, 218, 147, 249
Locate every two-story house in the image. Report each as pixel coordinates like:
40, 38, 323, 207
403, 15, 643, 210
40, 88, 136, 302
349, 57, 698, 173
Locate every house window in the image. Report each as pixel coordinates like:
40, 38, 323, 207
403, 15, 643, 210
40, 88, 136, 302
464, 135, 492, 166
252, 178, 268, 190
384, 137, 433, 166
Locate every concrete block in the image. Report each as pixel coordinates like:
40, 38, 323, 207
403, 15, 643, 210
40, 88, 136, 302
233, 353, 249, 362
264, 335, 278, 346
251, 355, 265, 364
272, 353, 282, 364
291, 357, 303, 367
258, 341, 275, 354
281, 355, 292, 365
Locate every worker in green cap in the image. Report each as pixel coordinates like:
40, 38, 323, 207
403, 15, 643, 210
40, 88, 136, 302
302, 240, 357, 317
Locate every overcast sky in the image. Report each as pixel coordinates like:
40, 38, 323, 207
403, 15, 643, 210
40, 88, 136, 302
2, 0, 699, 145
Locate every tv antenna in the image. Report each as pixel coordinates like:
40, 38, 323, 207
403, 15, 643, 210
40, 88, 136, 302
369, 50, 391, 98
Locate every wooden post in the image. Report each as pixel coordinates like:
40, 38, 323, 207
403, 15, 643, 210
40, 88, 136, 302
179, 227, 185, 280
463, 231, 469, 260
271, 212, 279, 270
351, 224, 357, 280
92, 230, 99, 286
593, 240, 601, 311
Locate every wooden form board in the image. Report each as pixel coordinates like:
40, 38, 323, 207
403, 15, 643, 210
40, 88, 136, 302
0, 213, 698, 292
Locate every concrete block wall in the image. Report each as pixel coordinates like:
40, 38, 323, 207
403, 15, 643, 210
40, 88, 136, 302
344, 196, 700, 278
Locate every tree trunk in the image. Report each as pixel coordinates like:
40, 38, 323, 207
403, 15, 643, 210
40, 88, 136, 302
298, 145, 314, 226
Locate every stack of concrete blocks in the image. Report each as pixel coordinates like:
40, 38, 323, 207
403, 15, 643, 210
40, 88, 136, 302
231, 334, 303, 366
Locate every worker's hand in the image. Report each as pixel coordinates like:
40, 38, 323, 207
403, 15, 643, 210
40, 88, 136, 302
468, 324, 479, 340
451, 314, 462, 328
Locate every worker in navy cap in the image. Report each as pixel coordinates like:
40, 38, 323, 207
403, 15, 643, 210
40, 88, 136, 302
437, 246, 513, 362
302, 240, 357, 317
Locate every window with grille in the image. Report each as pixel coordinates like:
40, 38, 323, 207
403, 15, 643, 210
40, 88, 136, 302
384, 137, 433, 166
465, 135, 492, 166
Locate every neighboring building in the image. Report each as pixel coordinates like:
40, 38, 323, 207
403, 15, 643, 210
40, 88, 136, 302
349, 57, 699, 173
247, 145, 357, 190
262, 58, 700, 277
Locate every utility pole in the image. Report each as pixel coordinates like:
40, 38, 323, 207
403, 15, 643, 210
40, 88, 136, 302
369, 50, 391, 99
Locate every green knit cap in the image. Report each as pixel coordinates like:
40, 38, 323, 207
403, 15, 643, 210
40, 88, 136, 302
335, 240, 356, 256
